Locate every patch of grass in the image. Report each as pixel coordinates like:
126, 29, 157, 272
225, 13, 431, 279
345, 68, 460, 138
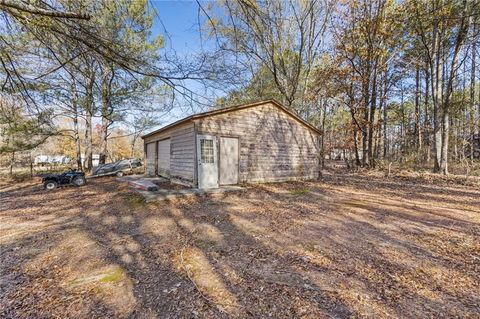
290, 188, 310, 196
100, 267, 125, 283
124, 193, 146, 208
66, 267, 125, 287
194, 238, 216, 250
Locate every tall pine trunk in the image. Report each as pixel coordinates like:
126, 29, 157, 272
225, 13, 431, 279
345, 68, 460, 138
415, 64, 421, 150
470, 15, 477, 161
361, 75, 370, 167
439, 0, 470, 174
424, 66, 431, 161
83, 71, 95, 172
368, 59, 378, 167
353, 127, 361, 166
99, 75, 109, 165
70, 80, 82, 170
99, 67, 114, 165
84, 111, 93, 171
9, 151, 14, 177
383, 70, 388, 159
319, 98, 327, 169
432, 25, 442, 173
73, 114, 82, 170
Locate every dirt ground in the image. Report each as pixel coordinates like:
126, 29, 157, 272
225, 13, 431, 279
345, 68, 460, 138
1, 171, 479, 318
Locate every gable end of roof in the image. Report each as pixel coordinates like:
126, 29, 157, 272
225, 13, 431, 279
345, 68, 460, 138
142, 99, 321, 139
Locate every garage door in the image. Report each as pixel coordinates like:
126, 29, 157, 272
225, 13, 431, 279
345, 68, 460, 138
157, 139, 170, 177
145, 142, 156, 176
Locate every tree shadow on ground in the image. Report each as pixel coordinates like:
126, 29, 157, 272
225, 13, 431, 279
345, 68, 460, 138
1, 174, 479, 318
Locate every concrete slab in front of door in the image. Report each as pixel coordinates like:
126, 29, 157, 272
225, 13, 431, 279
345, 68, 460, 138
135, 185, 245, 203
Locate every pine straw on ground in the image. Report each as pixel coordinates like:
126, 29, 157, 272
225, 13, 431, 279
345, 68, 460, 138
0, 172, 479, 318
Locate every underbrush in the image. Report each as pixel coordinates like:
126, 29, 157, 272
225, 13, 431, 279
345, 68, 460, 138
0, 165, 71, 182
123, 192, 146, 208
329, 159, 480, 189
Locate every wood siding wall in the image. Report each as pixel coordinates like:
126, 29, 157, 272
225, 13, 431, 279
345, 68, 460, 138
194, 102, 320, 183
143, 122, 195, 183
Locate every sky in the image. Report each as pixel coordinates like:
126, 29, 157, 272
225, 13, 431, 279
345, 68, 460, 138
67, 1, 222, 136
148, 1, 217, 129
151, 1, 205, 56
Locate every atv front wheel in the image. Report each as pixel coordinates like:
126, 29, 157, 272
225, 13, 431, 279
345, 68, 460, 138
72, 176, 86, 187
44, 181, 58, 190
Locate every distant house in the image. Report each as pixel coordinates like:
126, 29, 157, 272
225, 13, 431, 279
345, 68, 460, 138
34, 155, 70, 165
141, 100, 321, 189
34, 154, 101, 167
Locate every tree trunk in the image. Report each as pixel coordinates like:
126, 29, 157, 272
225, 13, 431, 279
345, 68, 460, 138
84, 111, 93, 171
428, 0, 442, 172
470, 0, 480, 136
424, 66, 431, 161
320, 99, 327, 169
353, 127, 361, 166
359, 52, 372, 168
131, 135, 138, 158
400, 83, 406, 156
383, 71, 388, 159
362, 79, 370, 167
376, 73, 384, 160
29, 151, 33, 178
415, 64, 421, 150
368, 60, 378, 167
99, 119, 108, 165
432, 33, 442, 173
83, 71, 95, 172
9, 151, 14, 177
70, 81, 82, 170
73, 114, 82, 170
439, 0, 470, 174
440, 107, 449, 174
470, 18, 477, 160
99, 67, 113, 165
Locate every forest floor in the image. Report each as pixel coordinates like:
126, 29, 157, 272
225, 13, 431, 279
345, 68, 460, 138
1, 170, 479, 318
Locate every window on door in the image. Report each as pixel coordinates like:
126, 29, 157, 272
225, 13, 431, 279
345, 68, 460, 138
200, 139, 214, 163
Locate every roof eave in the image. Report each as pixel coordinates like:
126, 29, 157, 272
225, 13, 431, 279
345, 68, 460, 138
141, 117, 194, 139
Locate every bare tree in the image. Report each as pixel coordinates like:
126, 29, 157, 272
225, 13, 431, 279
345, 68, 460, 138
203, 0, 334, 110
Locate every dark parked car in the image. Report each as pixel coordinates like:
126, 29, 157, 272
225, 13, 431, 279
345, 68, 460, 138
42, 170, 86, 190
92, 158, 142, 177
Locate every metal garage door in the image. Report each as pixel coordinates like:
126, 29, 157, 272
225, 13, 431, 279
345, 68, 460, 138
157, 139, 170, 177
145, 142, 156, 176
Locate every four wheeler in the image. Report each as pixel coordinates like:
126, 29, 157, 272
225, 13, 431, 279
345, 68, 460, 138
42, 169, 86, 190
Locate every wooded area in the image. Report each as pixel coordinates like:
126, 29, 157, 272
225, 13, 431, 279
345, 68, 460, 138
208, 0, 480, 175
1, 2, 480, 318
0, 0, 479, 175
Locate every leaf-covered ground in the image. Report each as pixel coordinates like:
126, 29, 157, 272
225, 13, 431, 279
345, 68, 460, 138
1, 172, 479, 318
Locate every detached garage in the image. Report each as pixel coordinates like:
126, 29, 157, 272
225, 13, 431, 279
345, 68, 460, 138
141, 100, 321, 189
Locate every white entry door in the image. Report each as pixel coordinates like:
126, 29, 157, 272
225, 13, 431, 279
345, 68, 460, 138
197, 134, 218, 189
220, 137, 239, 185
